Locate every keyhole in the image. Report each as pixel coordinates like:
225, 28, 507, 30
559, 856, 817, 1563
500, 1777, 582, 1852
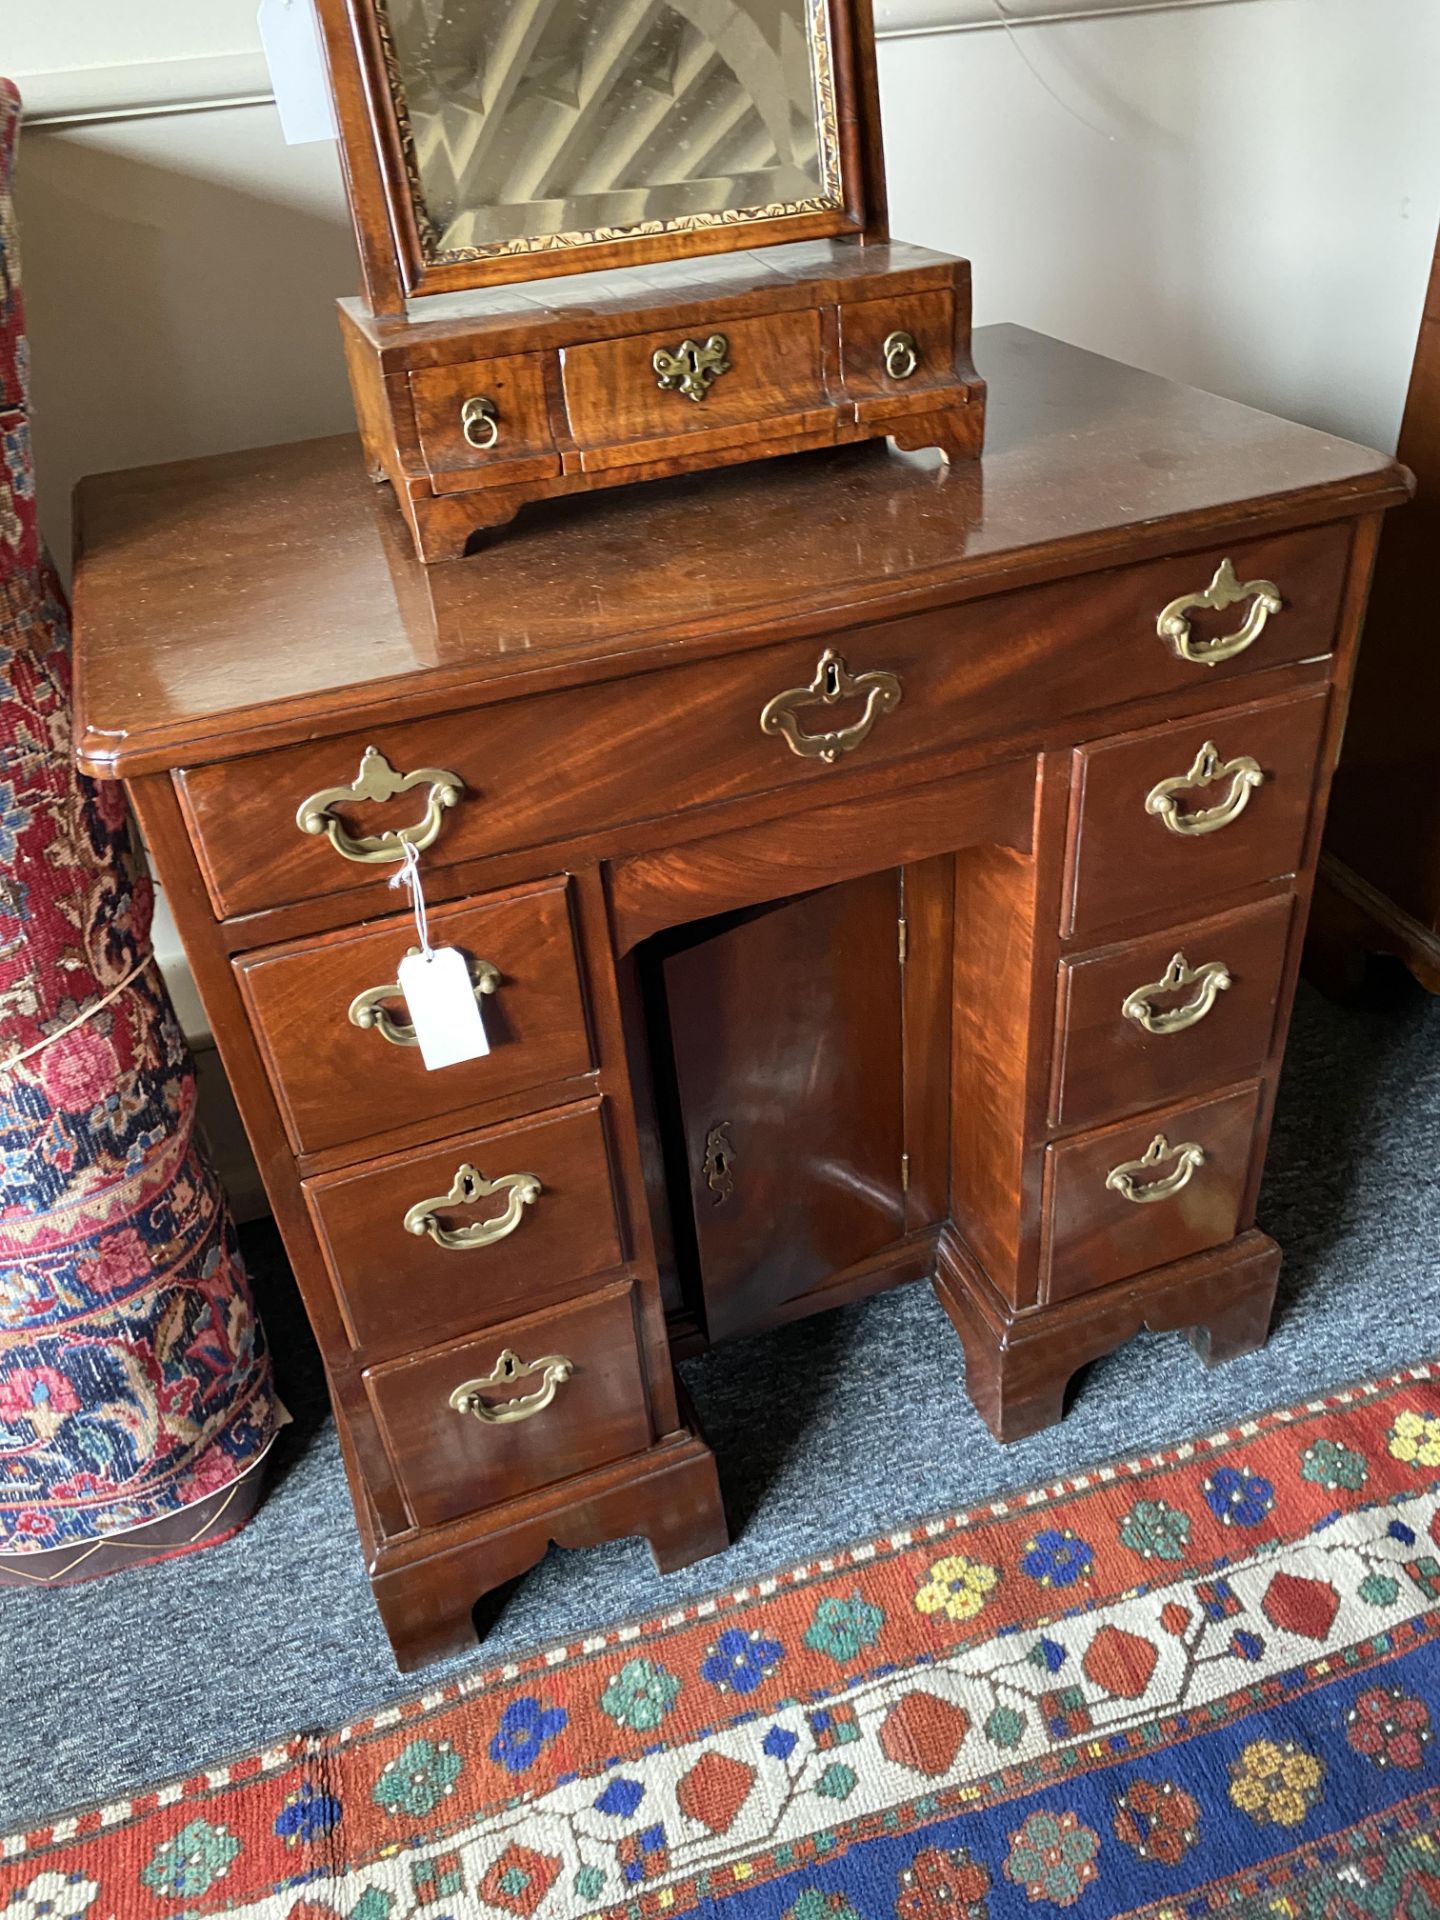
823, 658, 842, 698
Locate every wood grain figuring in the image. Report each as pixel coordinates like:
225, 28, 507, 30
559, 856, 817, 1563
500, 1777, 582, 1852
1040, 1083, 1261, 1304
236, 874, 592, 1156
1051, 895, 1294, 1131
365, 1282, 654, 1530
177, 534, 1344, 922
69, 334, 1401, 782
663, 873, 905, 1343
1064, 688, 1331, 939
71, 333, 1408, 1666
305, 1098, 624, 1359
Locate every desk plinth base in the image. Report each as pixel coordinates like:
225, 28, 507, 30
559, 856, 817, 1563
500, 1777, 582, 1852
352, 1424, 727, 1673
934, 1230, 1282, 1445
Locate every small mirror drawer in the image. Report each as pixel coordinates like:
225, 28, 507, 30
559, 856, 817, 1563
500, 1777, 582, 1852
1041, 1083, 1261, 1305
1065, 687, 1329, 939
305, 1098, 623, 1356
236, 876, 592, 1157
1052, 895, 1294, 1130
562, 308, 826, 469
410, 353, 559, 491
365, 1281, 652, 1530
839, 290, 958, 409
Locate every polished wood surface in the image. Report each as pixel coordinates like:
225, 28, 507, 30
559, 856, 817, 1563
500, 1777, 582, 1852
1040, 1081, 1261, 1304
1052, 895, 1293, 1131
1064, 686, 1330, 938
663, 873, 906, 1341
365, 1281, 653, 1529
71, 330, 1408, 1665
71, 330, 1405, 780
236, 874, 592, 1155
305, 1098, 624, 1357
1316, 224, 1440, 993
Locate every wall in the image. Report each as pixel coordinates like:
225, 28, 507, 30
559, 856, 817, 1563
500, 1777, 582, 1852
10, 0, 1440, 1207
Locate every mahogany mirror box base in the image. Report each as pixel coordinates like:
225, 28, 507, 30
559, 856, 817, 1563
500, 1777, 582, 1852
71, 328, 1409, 1670
340, 239, 984, 563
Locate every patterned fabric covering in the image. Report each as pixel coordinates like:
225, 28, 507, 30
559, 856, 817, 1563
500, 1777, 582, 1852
0, 79, 276, 1577
4, 1365, 1440, 1916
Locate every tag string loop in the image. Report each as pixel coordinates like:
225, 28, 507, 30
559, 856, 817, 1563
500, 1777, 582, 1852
389, 841, 434, 958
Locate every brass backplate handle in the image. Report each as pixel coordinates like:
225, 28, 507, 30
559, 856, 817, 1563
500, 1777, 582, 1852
1105, 1132, 1206, 1205
759, 648, 903, 765
1157, 559, 1282, 667
460, 395, 500, 451
348, 949, 500, 1048
653, 333, 731, 403
403, 1164, 541, 1251
1121, 952, 1233, 1036
883, 329, 920, 380
448, 1349, 574, 1426
1145, 741, 1264, 838
296, 746, 464, 865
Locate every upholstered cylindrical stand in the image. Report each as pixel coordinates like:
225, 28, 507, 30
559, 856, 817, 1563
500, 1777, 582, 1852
0, 81, 279, 1585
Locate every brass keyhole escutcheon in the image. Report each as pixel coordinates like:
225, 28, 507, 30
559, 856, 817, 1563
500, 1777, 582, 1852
1121, 952, 1233, 1037
883, 330, 920, 380
1157, 559, 1282, 667
703, 1121, 736, 1206
403, 1164, 541, 1251
295, 746, 464, 865
653, 333, 731, 403
1145, 741, 1264, 838
1105, 1133, 1206, 1205
449, 1349, 573, 1426
759, 648, 903, 765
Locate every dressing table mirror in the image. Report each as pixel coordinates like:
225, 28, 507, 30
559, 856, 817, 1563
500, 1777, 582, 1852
314, 0, 985, 558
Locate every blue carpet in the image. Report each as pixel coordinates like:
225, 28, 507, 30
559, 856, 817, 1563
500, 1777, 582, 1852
1, 972, 1436, 1830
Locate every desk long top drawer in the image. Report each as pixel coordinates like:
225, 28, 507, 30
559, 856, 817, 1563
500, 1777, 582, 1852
175, 524, 1349, 919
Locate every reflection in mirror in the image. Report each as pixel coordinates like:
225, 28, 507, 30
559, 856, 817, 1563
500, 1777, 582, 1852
377, 0, 843, 262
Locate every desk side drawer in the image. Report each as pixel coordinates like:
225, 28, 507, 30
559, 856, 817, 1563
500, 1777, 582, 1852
306, 1099, 623, 1357
1065, 688, 1329, 939
1041, 1083, 1261, 1304
365, 1281, 652, 1530
1051, 895, 1294, 1130
176, 525, 1347, 920
236, 876, 591, 1157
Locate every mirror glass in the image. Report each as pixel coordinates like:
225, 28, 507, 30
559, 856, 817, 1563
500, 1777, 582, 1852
376, 0, 844, 264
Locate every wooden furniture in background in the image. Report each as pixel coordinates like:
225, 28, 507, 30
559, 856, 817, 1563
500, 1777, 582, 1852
1313, 225, 1440, 992
315, 0, 984, 558
71, 328, 1407, 1669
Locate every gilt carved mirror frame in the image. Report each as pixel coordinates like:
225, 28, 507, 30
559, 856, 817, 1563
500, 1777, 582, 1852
314, 0, 889, 314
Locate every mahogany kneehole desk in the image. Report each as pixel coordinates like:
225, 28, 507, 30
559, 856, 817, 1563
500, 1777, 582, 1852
71, 327, 1410, 1671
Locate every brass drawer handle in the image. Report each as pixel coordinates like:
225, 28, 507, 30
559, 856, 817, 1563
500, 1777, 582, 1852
403, 1163, 540, 1251
460, 395, 500, 451
1105, 1132, 1206, 1205
1145, 740, 1263, 838
348, 948, 500, 1048
449, 1348, 573, 1426
883, 330, 920, 380
1157, 559, 1282, 667
296, 746, 463, 866
759, 647, 903, 765
1121, 952, 1232, 1036
653, 333, 730, 403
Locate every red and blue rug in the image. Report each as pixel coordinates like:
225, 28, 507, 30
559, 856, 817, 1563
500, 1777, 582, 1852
6, 1363, 1440, 1918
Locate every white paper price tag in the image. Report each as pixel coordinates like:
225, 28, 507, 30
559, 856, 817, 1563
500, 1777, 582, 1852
397, 947, 491, 1072
257, 0, 339, 145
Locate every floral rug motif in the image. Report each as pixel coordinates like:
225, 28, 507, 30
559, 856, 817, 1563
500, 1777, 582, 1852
7, 1365, 1440, 1918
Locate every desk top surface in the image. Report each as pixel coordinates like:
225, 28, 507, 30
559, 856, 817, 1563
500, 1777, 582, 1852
72, 325, 1408, 777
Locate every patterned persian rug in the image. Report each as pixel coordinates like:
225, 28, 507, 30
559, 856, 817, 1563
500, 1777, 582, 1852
6, 1365, 1440, 1920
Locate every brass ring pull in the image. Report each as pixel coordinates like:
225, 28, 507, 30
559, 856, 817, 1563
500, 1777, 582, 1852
348, 949, 500, 1048
449, 1349, 573, 1426
296, 746, 463, 865
883, 330, 920, 380
759, 648, 903, 765
403, 1163, 541, 1251
1157, 559, 1282, 667
1121, 952, 1233, 1036
1105, 1132, 1206, 1205
653, 333, 730, 403
460, 395, 500, 451
1145, 740, 1263, 838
